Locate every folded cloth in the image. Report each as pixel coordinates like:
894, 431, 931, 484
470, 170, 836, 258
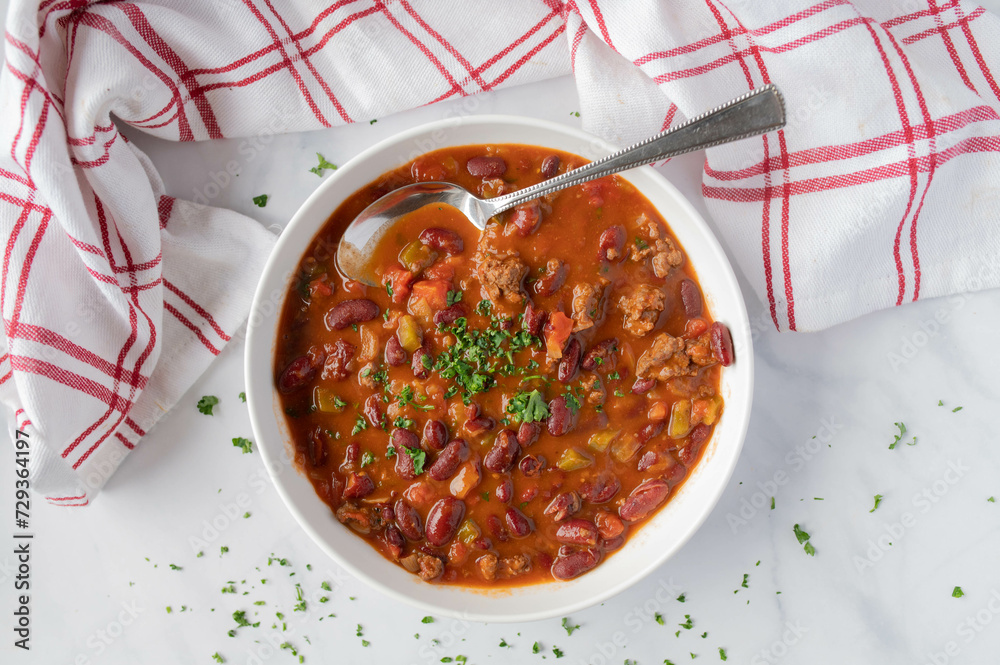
3, 0, 999, 505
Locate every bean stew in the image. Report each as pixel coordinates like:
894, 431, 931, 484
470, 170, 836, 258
274, 144, 732, 586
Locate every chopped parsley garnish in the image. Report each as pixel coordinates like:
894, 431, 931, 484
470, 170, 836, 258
499, 638, 510, 647
953, 586, 965, 598
212, 653, 224, 663
385, 444, 396, 458
386, 282, 394, 297
770, 496, 776, 510
989, 497, 996, 503
655, 613, 665, 625
719, 648, 728, 661
169, 564, 182, 571
422, 616, 435, 623
680, 615, 694, 629
952, 406, 963, 412
446, 290, 463, 306
397, 385, 435, 411
562, 390, 582, 414
352, 415, 367, 435
402, 446, 427, 475
232, 437, 253, 454
394, 416, 415, 429
360, 451, 375, 468
532, 642, 541, 654
238, 391, 246, 403
793, 523, 816, 556
197, 395, 219, 415
741, 574, 748, 588
553, 646, 565, 658
677, 593, 686, 603
309, 153, 338, 176
252, 194, 268, 207
870, 494, 884, 513
476, 300, 492, 317
561, 617, 580, 635
293, 584, 307, 611
635, 236, 649, 250
507, 389, 550, 423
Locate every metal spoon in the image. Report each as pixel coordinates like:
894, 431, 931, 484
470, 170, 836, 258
337, 84, 785, 286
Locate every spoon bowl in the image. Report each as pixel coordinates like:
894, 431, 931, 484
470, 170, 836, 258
336, 84, 785, 285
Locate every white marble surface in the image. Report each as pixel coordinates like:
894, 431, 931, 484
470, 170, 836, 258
6, 37, 1000, 665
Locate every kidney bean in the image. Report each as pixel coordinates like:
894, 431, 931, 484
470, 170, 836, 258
433, 303, 466, 327
544, 491, 582, 522
505, 507, 533, 538
418, 227, 464, 255
377, 501, 395, 524
511, 202, 542, 237
541, 155, 560, 178
520, 486, 538, 503
579, 473, 620, 504
472, 537, 492, 551
427, 438, 469, 481
551, 548, 601, 580
690, 423, 711, 446
631, 377, 656, 394
391, 429, 420, 479
326, 299, 379, 330
619, 479, 671, 522
602, 535, 625, 551
580, 338, 618, 372
322, 339, 355, 381
522, 302, 548, 336
278, 355, 318, 393
637, 421, 664, 444
557, 338, 582, 383
594, 511, 624, 539
484, 429, 520, 473
363, 393, 384, 429
710, 321, 734, 366
466, 156, 507, 178
394, 499, 424, 541
342, 472, 374, 499
518, 454, 542, 477
425, 496, 466, 546
385, 335, 406, 366
680, 279, 702, 318
465, 415, 496, 437
636, 450, 658, 472
517, 421, 541, 447
495, 476, 513, 503
344, 441, 360, 467
384, 526, 405, 559
598, 225, 626, 262
547, 396, 576, 437
486, 514, 509, 542
534, 259, 567, 297
395, 449, 417, 479
422, 419, 448, 451
556, 519, 599, 547
307, 428, 327, 467
412, 346, 433, 379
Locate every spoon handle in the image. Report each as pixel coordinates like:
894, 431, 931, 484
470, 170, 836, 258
482, 84, 785, 218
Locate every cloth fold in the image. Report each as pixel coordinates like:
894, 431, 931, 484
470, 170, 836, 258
3, 0, 999, 504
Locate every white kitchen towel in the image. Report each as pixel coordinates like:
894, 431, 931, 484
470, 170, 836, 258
3, 0, 999, 504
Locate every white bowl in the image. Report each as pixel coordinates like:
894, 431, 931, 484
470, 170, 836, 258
245, 115, 753, 623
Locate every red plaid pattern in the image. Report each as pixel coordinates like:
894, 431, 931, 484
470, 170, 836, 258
2, 0, 999, 504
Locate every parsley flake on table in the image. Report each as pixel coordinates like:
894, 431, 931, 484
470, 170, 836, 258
252, 194, 268, 208
719, 648, 728, 661
212, 653, 224, 663
238, 391, 246, 403
169, 564, 182, 571
889, 421, 916, 449
421, 616, 434, 623
197, 395, 219, 415
953, 586, 965, 598
793, 523, 816, 556
870, 494, 884, 513
309, 153, 338, 176
232, 437, 253, 454
532, 642, 541, 654
680, 615, 694, 630
655, 612, 665, 625
677, 593, 686, 603
553, 646, 565, 658
952, 406, 963, 412
741, 574, 749, 589
989, 497, 996, 503
499, 638, 510, 647
561, 617, 580, 635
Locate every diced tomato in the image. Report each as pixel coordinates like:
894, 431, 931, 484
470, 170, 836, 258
381, 263, 414, 305
409, 279, 451, 310
424, 262, 455, 281
308, 275, 333, 299
683, 317, 709, 339
543, 311, 574, 359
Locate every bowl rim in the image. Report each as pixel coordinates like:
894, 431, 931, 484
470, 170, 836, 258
245, 113, 754, 623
